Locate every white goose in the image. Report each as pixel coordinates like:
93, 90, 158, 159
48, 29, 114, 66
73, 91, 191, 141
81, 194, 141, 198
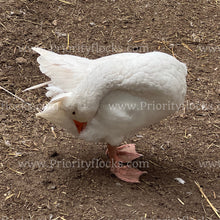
25, 48, 187, 183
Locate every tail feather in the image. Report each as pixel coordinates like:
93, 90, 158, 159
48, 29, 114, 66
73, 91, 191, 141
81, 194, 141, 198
23, 81, 51, 92
24, 47, 92, 98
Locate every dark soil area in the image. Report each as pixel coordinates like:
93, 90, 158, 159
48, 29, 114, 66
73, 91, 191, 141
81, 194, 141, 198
0, 0, 219, 219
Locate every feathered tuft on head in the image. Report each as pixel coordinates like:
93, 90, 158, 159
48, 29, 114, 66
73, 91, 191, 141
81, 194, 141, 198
36, 92, 78, 135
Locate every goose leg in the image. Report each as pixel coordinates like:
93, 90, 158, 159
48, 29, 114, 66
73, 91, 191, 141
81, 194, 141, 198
116, 144, 143, 162
106, 144, 143, 162
107, 144, 146, 183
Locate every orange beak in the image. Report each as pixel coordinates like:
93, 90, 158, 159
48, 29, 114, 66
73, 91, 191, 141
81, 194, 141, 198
73, 120, 87, 134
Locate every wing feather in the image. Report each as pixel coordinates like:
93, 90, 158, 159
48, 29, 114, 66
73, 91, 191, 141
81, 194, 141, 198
24, 47, 92, 98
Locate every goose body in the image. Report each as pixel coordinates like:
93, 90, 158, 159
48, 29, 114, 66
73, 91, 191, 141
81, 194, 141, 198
26, 48, 187, 182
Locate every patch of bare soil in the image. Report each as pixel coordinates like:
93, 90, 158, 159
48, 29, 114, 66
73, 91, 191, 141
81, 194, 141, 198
0, 0, 219, 219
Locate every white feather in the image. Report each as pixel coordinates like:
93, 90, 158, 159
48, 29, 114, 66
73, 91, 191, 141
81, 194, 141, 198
175, 178, 185, 184
23, 81, 51, 92
32, 47, 92, 94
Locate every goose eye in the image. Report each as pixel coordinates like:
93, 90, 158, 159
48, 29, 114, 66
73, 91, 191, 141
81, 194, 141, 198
72, 111, 76, 115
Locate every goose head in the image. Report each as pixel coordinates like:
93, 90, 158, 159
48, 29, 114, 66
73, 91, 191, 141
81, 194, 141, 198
36, 92, 98, 134
59, 92, 98, 123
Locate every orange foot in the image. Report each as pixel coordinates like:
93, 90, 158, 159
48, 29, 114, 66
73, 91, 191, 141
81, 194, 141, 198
107, 144, 147, 183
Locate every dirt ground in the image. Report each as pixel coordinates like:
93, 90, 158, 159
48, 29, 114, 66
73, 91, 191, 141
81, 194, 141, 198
0, 0, 220, 219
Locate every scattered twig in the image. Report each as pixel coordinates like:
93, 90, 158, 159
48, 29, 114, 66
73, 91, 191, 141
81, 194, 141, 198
184, 129, 192, 139
5, 193, 15, 201
171, 47, 175, 57
51, 127, 57, 138
212, 190, 216, 199
201, 201, 208, 215
194, 181, 220, 219
17, 191, 21, 199
148, 160, 161, 167
133, 39, 146, 43
187, 70, 196, 79
0, 85, 25, 102
66, 33, 70, 50
213, 124, 220, 129
207, 143, 220, 149
57, 0, 75, 5
0, 21, 7, 30
196, 54, 209, 59
162, 40, 176, 57
12, 18, 43, 26
177, 198, 185, 205
8, 167, 25, 175
181, 42, 193, 52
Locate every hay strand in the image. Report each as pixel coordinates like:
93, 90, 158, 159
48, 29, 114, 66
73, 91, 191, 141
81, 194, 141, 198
0, 85, 25, 102
194, 181, 220, 218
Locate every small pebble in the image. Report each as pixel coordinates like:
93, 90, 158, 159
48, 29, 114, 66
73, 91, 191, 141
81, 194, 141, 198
136, 134, 143, 138
78, 16, 83, 22
52, 20, 57, 26
47, 185, 57, 190
89, 22, 96, 26
116, 182, 122, 186
4, 140, 11, 147
16, 57, 27, 64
